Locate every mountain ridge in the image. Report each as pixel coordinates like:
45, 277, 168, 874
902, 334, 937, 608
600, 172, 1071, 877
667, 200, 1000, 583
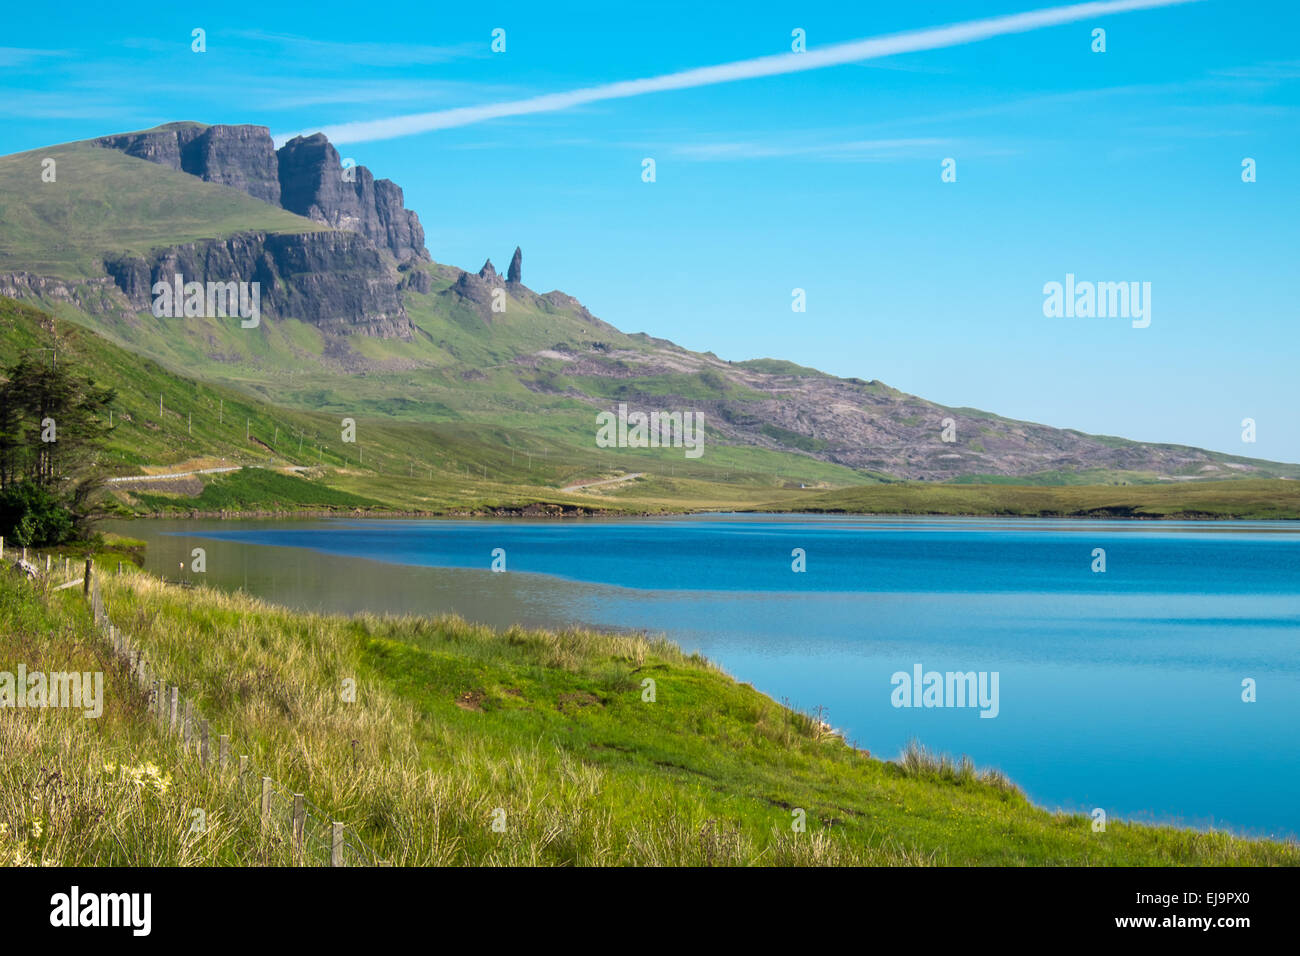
91, 121, 429, 263
0, 123, 1295, 484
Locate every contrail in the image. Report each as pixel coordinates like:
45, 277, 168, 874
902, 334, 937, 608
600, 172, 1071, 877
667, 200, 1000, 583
278, 0, 1199, 146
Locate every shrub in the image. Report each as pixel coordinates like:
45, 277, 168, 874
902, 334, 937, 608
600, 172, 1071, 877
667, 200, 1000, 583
0, 481, 75, 547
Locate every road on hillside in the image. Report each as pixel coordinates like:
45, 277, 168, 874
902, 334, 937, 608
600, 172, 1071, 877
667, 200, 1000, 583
106, 464, 308, 483
560, 472, 645, 493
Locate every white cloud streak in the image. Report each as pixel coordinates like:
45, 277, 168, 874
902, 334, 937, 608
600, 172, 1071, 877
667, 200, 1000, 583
277, 0, 1200, 146
672, 137, 953, 161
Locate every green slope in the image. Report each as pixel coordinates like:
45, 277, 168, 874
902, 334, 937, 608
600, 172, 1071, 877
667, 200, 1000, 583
4, 564, 1294, 865
1, 129, 1294, 494
0, 297, 852, 514
0, 143, 325, 279
758, 479, 1300, 519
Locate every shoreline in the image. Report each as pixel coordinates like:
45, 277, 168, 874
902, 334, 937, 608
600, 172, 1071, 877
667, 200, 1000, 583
116, 505, 1300, 522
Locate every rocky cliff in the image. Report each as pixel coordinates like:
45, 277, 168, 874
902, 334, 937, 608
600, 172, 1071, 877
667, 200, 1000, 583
104, 231, 412, 338
94, 122, 282, 206
276, 133, 428, 262
81, 122, 435, 337
93, 123, 429, 263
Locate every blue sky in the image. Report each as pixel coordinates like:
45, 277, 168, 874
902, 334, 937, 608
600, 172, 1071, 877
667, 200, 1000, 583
3, 0, 1298, 462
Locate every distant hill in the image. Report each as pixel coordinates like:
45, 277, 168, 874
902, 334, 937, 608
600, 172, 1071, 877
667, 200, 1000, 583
1, 122, 1296, 486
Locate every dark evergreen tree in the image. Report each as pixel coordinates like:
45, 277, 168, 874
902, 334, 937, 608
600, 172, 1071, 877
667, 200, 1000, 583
0, 351, 114, 544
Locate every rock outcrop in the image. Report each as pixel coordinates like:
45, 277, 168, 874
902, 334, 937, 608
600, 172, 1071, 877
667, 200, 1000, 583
93, 122, 205, 172
451, 268, 498, 316
84, 122, 436, 338
93, 123, 429, 262
276, 133, 428, 262
0, 272, 132, 318
94, 122, 282, 205
104, 231, 412, 338
186, 125, 282, 205
398, 261, 432, 294
507, 246, 522, 285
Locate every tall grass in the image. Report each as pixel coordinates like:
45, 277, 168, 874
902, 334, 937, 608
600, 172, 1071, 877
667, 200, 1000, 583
2, 563, 1297, 866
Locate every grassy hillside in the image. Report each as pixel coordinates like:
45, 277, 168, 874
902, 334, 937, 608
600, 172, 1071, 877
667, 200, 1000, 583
3, 560, 1294, 866
0, 143, 324, 279
6, 297, 1296, 518
760, 479, 1300, 520
0, 297, 851, 514
2, 129, 1296, 489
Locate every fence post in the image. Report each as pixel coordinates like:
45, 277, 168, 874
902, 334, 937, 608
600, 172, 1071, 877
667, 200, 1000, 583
82, 558, 92, 596
0, 536, 4, 559
183, 700, 193, 749
292, 795, 305, 864
200, 720, 210, 767
331, 823, 344, 867
218, 734, 229, 770
260, 777, 272, 828
169, 686, 178, 734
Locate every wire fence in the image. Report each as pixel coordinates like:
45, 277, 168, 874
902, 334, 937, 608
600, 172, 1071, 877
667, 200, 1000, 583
82, 563, 385, 866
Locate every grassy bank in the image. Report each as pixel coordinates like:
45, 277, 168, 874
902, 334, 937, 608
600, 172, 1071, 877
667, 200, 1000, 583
759, 479, 1300, 520
2, 561, 1295, 866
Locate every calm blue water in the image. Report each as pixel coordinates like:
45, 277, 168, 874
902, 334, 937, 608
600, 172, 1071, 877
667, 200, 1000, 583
128, 514, 1300, 839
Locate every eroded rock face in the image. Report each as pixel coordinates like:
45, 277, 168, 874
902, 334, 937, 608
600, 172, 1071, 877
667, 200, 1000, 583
0, 272, 131, 317
93, 124, 430, 262
186, 125, 282, 205
507, 246, 522, 285
398, 262, 432, 294
451, 268, 498, 317
276, 133, 428, 262
104, 231, 412, 338
93, 122, 204, 171
373, 179, 427, 263
86, 122, 435, 337
94, 123, 281, 205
